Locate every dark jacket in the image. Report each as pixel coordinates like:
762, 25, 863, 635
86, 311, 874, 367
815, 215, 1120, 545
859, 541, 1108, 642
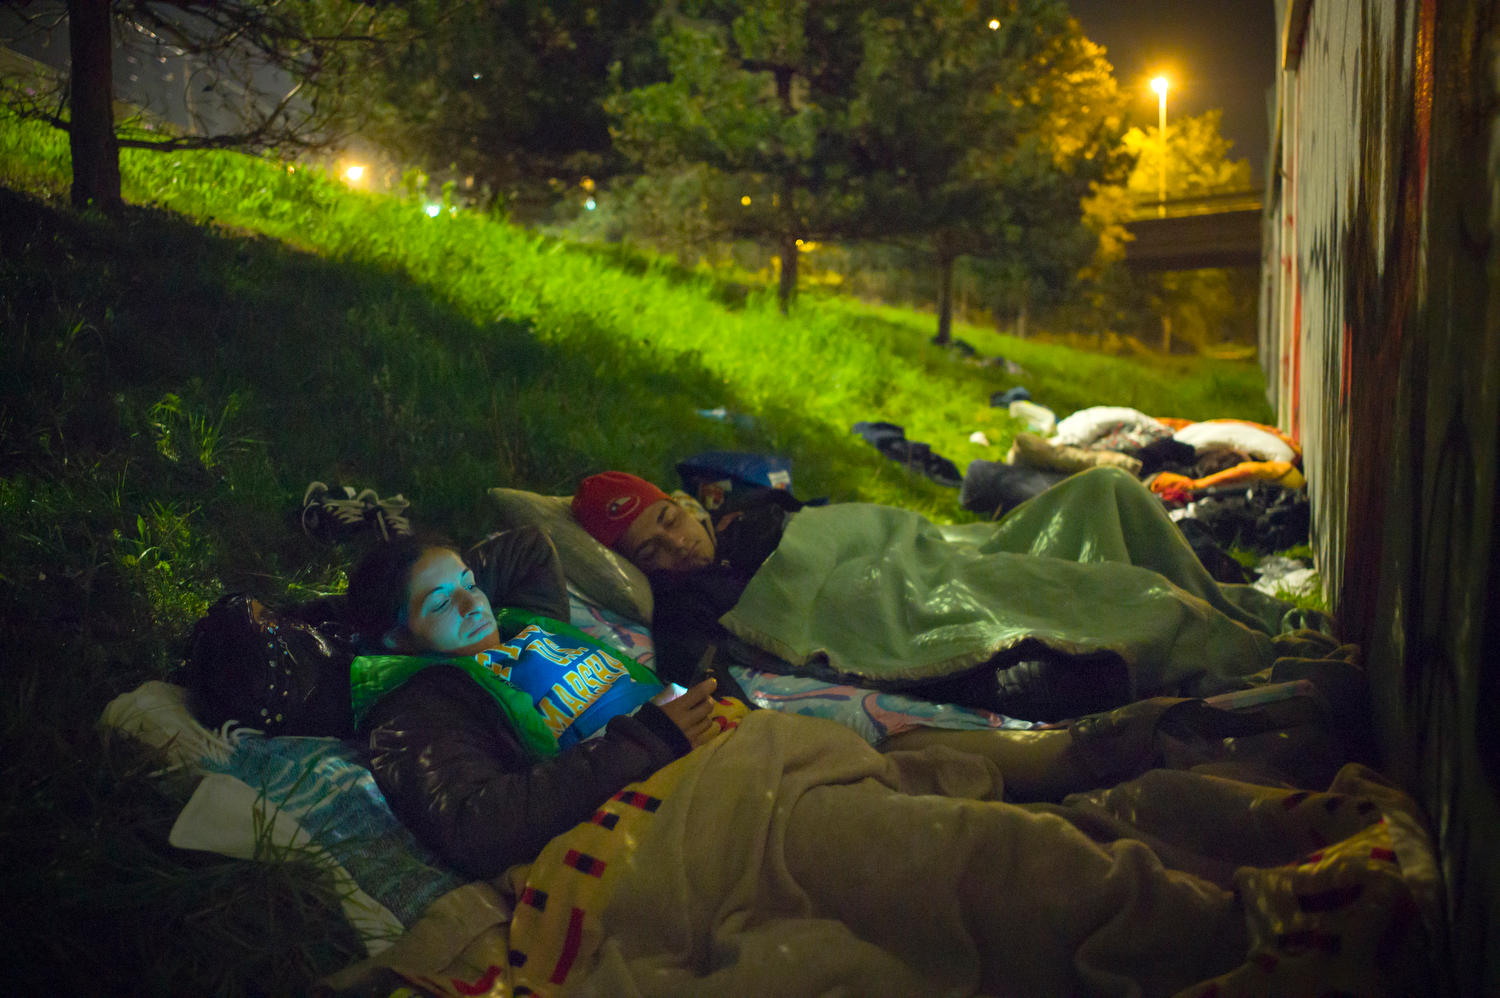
648, 488, 804, 684
358, 525, 691, 879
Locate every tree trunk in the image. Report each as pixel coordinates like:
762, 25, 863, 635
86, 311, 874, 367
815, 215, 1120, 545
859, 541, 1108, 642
772, 65, 797, 316
67, 0, 122, 213
933, 244, 955, 345
777, 231, 798, 315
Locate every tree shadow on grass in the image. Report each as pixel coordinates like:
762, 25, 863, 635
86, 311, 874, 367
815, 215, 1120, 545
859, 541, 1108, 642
2, 183, 908, 671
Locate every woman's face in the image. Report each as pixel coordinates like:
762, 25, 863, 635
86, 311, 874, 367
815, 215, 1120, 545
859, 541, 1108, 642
617, 499, 715, 573
395, 548, 499, 655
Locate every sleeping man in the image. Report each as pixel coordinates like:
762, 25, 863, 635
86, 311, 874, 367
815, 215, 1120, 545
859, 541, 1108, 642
571, 465, 1326, 722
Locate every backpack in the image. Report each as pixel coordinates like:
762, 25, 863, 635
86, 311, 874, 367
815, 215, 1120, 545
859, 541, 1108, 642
675, 451, 793, 511
181, 593, 357, 738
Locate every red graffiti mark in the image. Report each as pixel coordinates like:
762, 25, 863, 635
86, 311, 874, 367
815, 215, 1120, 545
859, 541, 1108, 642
1291, 282, 1302, 438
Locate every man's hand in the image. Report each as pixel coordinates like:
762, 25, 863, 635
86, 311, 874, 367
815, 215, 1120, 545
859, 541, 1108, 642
657, 677, 719, 747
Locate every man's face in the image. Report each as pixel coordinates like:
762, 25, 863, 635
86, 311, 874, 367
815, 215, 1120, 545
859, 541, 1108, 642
617, 499, 715, 573
396, 548, 499, 655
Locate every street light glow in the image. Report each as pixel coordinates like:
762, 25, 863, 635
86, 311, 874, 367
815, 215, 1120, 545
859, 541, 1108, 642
1150, 76, 1169, 217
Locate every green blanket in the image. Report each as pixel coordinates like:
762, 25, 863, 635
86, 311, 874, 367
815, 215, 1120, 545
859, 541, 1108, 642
721, 467, 1309, 698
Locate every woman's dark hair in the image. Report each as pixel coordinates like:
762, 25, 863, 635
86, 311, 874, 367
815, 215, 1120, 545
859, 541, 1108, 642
345, 532, 454, 649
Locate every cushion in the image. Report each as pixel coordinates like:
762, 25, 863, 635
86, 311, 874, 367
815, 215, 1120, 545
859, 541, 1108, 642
487, 488, 653, 624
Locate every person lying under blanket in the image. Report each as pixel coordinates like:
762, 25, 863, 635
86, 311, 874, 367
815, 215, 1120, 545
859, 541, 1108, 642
337, 533, 1280, 996
571, 465, 1334, 722
342, 530, 1274, 880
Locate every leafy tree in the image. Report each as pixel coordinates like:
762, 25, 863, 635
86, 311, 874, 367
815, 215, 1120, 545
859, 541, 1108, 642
608, 0, 1126, 330
848, 0, 1128, 343
608, 0, 877, 313
353, 0, 662, 220
1120, 107, 1251, 202
0, 0, 405, 212
1085, 108, 1256, 351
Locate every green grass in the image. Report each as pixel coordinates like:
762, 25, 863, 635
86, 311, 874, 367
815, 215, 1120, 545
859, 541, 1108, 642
1, 112, 1278, 993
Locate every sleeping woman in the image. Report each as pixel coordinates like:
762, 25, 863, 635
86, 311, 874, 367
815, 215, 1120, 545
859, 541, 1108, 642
342, 530, 1256, 996
342, 526, 1227, 875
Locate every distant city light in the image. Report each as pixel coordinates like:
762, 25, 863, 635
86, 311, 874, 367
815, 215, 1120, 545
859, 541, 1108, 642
344, 164, 366, 183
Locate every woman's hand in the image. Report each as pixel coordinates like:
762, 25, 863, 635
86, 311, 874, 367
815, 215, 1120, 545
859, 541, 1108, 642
657, 677, 719, 747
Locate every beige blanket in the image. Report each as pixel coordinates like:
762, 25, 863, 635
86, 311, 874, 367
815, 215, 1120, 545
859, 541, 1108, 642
325, 711, 1441, 998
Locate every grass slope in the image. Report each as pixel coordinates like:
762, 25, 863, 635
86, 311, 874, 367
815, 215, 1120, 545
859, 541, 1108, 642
1, 113, 1274, 993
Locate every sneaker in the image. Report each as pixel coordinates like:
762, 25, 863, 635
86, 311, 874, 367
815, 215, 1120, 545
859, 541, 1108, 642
301, 482, 412, 542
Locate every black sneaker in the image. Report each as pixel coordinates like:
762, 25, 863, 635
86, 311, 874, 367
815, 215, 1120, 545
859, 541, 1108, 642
300, 482, 412, 542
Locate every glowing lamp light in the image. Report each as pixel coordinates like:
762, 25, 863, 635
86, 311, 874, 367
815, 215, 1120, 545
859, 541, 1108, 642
740, 194, 752, 206
343, 164, 366, 183
988, 18, 1000, 29
1149, 76, 1170, 217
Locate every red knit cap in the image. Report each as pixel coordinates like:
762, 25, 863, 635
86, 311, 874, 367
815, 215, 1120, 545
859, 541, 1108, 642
572, 471, 670, 549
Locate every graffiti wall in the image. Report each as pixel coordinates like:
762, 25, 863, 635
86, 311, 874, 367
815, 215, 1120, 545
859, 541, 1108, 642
1260, 0, 1499, 991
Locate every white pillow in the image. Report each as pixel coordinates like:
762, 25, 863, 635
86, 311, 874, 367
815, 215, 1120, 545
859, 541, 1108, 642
487, 488, 654, 624
1171, 421, 1298, 464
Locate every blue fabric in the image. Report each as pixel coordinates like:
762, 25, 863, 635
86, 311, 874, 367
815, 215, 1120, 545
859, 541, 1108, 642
200, 734, 465, 925
676, 450, 794, 508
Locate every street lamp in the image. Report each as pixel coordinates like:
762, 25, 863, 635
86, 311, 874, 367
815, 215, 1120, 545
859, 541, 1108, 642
1150, 75, 1169, 218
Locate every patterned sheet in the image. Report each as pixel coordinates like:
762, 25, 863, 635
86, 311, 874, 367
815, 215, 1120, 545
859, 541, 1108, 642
566, 593, 1039, 744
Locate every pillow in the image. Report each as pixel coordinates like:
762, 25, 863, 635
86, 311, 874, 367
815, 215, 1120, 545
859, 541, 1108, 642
487, 488, 654, 624
1171, 420, 1299, 464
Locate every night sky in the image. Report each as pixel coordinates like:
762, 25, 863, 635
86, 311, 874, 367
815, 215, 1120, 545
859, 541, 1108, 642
1064, 0, 1280, 186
